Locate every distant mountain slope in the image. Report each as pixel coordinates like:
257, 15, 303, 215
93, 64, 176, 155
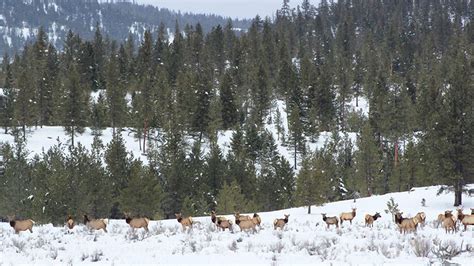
0, 0, 250, 56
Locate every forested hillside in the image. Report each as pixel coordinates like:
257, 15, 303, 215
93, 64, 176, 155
0, 0, 473, 223
0, 0, 250, 56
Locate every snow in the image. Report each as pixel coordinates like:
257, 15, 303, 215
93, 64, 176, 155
0, 126, 149, 164
0, 184, 473, 264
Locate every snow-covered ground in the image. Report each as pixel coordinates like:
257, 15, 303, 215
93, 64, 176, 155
1, 185, 473, 265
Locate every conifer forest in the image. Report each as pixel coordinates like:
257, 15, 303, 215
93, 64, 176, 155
0, 0, 473, 224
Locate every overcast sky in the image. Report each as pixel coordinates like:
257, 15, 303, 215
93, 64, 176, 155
134, 0, 292, 19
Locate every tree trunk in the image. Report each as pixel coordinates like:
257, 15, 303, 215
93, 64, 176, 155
294, 141, 297, 170
22, 123, 26, 142
307, 205, 311, 214
454, 179, 462, 206
71, 125, 75, 148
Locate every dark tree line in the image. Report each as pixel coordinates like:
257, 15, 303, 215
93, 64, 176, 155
0, 0, 473, 222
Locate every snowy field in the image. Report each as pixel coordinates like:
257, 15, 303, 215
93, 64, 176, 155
1, 184, 473, 265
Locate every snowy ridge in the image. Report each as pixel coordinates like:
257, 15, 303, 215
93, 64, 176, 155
0, 184, 473, 264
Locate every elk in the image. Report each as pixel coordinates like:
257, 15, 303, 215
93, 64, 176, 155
364, 212, 381, 227
253, 213, 262, 227
83, 215, 108, 232
125, 213, 150, 232
235, 213, 260, 232
442, 210, 456, 234
394, 212, 418, 234
9, 216, 35, 234
234, 212, 251, 221
211, 210, 227, 224
217, 219, 233, 231
414, 212, 426, 227
211, 210, 232, 231
340, 208, 356, 225
175, 213, 193, 230
274, 214, 289, 230
66, 215, 75, 230
321, 213, 339, 229
457, 208, 474, 231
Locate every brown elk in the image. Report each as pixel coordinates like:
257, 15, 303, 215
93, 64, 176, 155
175, 213, 193, 230
211, 210, 232, 231
83, 215, 108, 232
340, 208, 356, 225
66, 215, 75, 230
235, 213, 260, 232
274, 214, 289, 230
442, 210, 456, 234
217, 219, 233, 231
125, 213, 150, 232
321, 213, 339, 229
252, 213, 262, 227
394, 212, 418, 234
9, 216, 35, 234
234, 212, 251, 221
211, 210, 227, 224
364, 212, 381, 227
457, 208, 474, 231
414, 212, 426, 227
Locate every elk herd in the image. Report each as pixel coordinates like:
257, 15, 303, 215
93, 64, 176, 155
3, 208, 474, 235
321, 207, 474, 234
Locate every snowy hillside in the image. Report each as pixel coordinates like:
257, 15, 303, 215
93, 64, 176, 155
0, 184, 473, 264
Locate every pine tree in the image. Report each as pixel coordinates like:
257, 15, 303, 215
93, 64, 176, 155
14, 47, 37, 140
105, 133, 131, 218
220, 72, 238, 129
0, 136, 33, 217
1, 56, 15, 134
32, 27, 51, 127
354, 123, 383, 196
295, 154, 319, 214
216, 181, 255, 214
106, 42, 127, 135
118, 160, 163, 217
62, 64, 88, 147
90, 92, 109, 136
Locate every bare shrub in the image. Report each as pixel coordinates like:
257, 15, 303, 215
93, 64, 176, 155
90, 249, 103, 262
34, 236, 49, 248
270, 241, 285, 253
275, 231, 283, 240
49, 247, 58, 260
411, 237, 431, 257
431, 240, 472, 262
245, 242, 253, 252
270, 254, 278, 266
81, 253, 89, 261
150, 223, 166, 235
228, 240, 238, 252
11, 238, 26, 253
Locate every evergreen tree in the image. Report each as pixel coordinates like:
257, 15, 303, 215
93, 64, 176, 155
105, 133, 131, 218
354, 123, 383, 196
62, 64, 88, 147
119, 160, 163, 217
216, 181, 255, 214
1, 56, 15, 134
90, 92, 109, 136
